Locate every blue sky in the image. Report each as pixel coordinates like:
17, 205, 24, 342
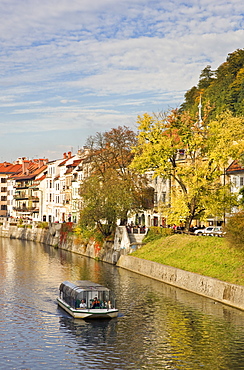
0, 0, 243, 162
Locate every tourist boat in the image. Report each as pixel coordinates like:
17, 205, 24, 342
57, 280, 119, 319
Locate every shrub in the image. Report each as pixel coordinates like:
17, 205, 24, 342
60, 222, 74, 243
37, 221, 49, 229
224, 211, 244, 250
143, 226, 173, 243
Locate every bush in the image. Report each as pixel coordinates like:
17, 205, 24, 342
143, 226, 173, 243
37, 221, 49, 229
224, 211, 244, 250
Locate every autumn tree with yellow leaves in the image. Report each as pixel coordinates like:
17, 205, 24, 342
131, 110, 244, 230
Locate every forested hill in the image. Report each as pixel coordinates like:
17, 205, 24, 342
179, 48, 244, 119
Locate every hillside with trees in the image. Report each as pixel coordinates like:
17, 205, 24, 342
179, 49, 244, 119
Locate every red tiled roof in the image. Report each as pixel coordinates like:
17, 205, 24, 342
226, 160, 244, 173
10, 162, 47, 180
58, 155, 75, 167
33, 175, 46, 182
71, 159, 82, 167
0, 163, 22, 174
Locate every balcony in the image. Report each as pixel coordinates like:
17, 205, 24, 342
14, 184, 29, 189
29, 196, 39, 202
13, 206, 38, 213
14, 193, 28, 200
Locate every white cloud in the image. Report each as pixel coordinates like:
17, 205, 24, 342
0, 0, 243, 160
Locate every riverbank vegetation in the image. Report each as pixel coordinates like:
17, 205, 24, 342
132, 233, 244, 286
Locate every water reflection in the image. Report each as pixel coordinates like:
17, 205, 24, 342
0, 238, 244, 369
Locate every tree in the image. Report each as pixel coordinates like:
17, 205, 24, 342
180, 49, 244, 119
198, 65, 215, 90
79, 126, 151, 238
131, 110, 244, 230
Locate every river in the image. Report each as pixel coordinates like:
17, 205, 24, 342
0, 238, 244, 370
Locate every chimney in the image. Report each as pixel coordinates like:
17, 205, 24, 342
38, 159, 44, 168
22, 161, 29, 174
63, 153, 67, 159
68, 151, 72, 158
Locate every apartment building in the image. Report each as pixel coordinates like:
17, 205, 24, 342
0, 161, 22, 217
43, 156, 65, 223
7, 159, 48, 220
42, 149, 90, 223
226, 159, 244, 213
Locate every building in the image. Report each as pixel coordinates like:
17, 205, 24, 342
0, 161, 22, 217
8, 159, 48, 220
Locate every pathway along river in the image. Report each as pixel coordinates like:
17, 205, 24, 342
0, 238, 244, 370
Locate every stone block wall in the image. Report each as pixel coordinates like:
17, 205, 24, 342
117, 255, 244, 311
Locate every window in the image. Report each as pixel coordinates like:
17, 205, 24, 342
240, 177, 244, 186
178, 149, 185, 156
161, 192, 166, 203
154, 191, 158, 205
1, 178, 7, 183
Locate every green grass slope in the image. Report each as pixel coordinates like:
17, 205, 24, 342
132, 234, 244, 286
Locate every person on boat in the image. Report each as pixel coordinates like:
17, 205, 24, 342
79, 299, 86, 308
107, 300, 112, 309
92, 297, 100, 308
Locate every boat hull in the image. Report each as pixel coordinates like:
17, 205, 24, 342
57, 298, 119, 319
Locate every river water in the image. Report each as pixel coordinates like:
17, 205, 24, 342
0, 238, 244, 370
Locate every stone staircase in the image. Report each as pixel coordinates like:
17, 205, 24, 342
128, 232, 145, 245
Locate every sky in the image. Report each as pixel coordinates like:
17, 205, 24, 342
0, 0, 243, 162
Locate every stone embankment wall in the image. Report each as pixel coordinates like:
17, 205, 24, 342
0, 220, 60, 245
0, 220, 124, 263
1, 220, 243, 311
117, 255, 244, 311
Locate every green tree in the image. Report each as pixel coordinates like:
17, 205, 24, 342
180, 49, 244, 119
198, 65, 215, 90
79, 126, 151, 238
131, 110, 244, 230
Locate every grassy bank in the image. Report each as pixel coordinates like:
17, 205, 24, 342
132, 234, 244, 286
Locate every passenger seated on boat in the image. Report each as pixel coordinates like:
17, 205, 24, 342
92, 297, 100, 308
79, 299, 86, 309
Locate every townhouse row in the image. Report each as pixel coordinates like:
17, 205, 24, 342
0, 148, 242, 226
0, 148, 90, 223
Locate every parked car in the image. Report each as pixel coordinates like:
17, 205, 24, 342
194, 226, 224, 236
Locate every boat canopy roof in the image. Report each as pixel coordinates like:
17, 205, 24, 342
59, 281, 110, 299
